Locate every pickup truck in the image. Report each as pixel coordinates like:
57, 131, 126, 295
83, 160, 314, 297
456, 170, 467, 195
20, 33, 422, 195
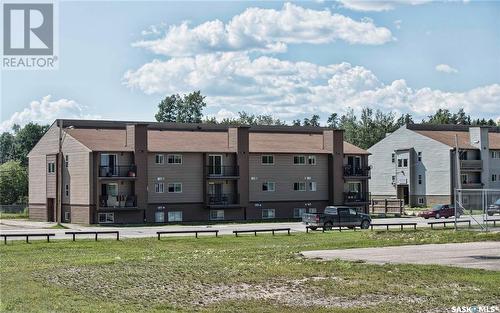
302, 206, 371, 230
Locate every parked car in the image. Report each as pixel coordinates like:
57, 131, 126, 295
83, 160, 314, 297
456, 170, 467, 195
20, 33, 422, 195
487, 198, 500, 216
418, 204, 461, 219
302, 206, 371, 230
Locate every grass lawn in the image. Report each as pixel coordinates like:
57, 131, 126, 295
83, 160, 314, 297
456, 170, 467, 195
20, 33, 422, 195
0, 212, 28, 220
1, 230, 499, 313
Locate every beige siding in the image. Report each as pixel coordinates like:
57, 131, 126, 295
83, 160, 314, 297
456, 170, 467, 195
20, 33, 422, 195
28, 204, 47, 220
62, 134, 92, 205
249, 153, 329, 202
46, 155, 57, 198
148, 153, 204, 203
29, 156, 47, 204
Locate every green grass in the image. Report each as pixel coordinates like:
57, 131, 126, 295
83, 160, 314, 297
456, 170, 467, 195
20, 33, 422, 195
1, 230, 499, 313
0, 212, 28, 220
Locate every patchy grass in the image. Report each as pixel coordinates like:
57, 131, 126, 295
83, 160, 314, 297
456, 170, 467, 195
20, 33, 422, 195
1, 230, 499, 313
0, 212, 28, 220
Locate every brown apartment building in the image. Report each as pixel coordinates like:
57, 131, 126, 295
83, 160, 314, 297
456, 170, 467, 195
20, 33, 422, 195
28, 120, 370, 224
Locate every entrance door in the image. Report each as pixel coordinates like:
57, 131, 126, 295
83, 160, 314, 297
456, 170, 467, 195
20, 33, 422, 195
208, 155, 223, 176
397, 185, 409, 205
47, 198, 55, 222
100, 154, 117, 176
347, 156, 361, 174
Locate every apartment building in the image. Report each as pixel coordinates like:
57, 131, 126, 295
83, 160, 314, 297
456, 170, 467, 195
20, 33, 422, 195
368, 124, 500, 207
28, 119, 370, 224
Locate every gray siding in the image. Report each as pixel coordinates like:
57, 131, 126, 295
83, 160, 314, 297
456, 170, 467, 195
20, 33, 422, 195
249, 153, 329, 202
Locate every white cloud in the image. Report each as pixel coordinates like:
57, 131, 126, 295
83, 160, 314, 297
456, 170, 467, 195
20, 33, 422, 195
0, 95, 99, 132
123, 52, 499, 120
133, 3, 393, 57
338, 0, 431, 12
435, 64, 459, 74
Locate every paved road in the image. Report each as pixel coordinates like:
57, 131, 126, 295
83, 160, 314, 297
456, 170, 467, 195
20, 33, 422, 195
0, 215, 497, 242
301, 241, 500, 271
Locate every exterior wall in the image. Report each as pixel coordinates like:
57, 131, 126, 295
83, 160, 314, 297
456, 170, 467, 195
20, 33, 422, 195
29, 156, 47, 205
28, 204, 47, 221
147, 152, 204, 203
63, 205, 91, 224
368, 126, 453, 203
248, 153, 329, 202
147, 203, 245, 222
490, 149, 500, 189
247, 200, 329, 220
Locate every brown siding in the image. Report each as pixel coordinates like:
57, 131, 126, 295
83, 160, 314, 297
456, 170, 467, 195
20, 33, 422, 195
28, 204, 47, 221
247, 200, 329, 220
29, 156, 47, 204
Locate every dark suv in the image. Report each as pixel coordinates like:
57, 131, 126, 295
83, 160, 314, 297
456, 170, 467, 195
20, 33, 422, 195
487, 198, 500, 216
302, 206, 371, 230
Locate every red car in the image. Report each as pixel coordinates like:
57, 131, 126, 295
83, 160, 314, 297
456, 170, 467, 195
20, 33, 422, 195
418, 204, 459, 219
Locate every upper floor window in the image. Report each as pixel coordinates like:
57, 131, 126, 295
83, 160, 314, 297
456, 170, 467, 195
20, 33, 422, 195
293, 182, 306, 191
459, 151, 468, 160
391, 153, 395, 163
155, 154, 164, 164
261, 155, 274, 165
417, 152, 422, 162
168, 183, 182, 193
65, 155, 69, 167
47, 162, 55, 173
65, 184, 69, 197
155, 182, 165, 193
308, 155, 316, 165
398, 158, 408, 168
262, 181, 275, 192
492, 174, 498, 182
418, 175, 422, 185
491, 151, 500, 159
309, 181, 317, 191
293, 155, 306, 165
167, 154, 182, 164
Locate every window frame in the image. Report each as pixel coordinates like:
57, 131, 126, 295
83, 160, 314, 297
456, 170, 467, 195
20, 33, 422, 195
155, 182, 165, 193
167, 154, 182, 164
262, 181, 276, 192
492, 174, 498, 182
417, 152, 422, 162
308, 155, 316, 165
293, 208, 306, 218
309, 181, 317, 191
65, 184, 69, 197
167, 182, 183, 193
293, 182, 306, 191
47, 162, 55, 173
168, 211, 183, 222
261, 155, 274, 165
64, 155, 69, 168
418, 197, 424, 205
210, 210, 225, 221
418, 174, 422, 185
155, 154, 165, 165
293, 155, 306, 165
262, 208, 275, 219
98, 212, 114, 224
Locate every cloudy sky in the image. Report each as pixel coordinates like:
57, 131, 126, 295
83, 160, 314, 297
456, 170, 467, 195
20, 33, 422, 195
1, 0, 499, 131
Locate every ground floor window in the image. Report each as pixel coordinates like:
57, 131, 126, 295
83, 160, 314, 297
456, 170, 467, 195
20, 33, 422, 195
168, 211, 183, 222
293, 208, 306, 218
308, 208, 317, 213
210, 210, 224, 221
64, 211, 71, 222
98, 212, 114, 223
262, 208, 275, 219
417, 197, 424, 205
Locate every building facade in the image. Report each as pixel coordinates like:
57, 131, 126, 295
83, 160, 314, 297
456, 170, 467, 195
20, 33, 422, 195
28, 120, 370, 224
368, 124, 500, 207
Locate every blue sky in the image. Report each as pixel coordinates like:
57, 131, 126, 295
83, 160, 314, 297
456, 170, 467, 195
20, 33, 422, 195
1, 0, 499, 131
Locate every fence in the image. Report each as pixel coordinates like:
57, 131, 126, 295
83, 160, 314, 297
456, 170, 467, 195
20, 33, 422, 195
370, 198, 404, 215
0, 204, 27, 213
454, 189, 500, 231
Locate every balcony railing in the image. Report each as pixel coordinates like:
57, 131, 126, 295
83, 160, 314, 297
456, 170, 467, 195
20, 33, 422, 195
99, 195, 137, 208
207, 193, 239, 206
206, 166, 239, 178
344, 192, 370, 203
99, 165, 137, 178
460, 160, 482, 171
344, 165, 370, 177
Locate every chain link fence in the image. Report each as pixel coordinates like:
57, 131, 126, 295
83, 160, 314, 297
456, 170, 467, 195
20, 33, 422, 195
454, 189, 500, 231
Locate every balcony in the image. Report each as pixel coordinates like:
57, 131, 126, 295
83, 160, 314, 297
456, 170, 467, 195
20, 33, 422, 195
344, 165, 370, 178
99, 165, 137, 179
99, 194, 137, 209
460, 160, 482, 171
206, 193, 240, 208
344, 192, 370, 203
461, 182, 483, 189
206, 166, 239, 178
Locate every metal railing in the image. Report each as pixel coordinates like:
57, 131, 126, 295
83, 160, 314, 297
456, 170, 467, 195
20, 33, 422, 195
206, 166, 239, 177
344, 192, 370, 203
99, 165, 137, 178
207, 193, 239, 206
343, 165, 370, 177
460, 160, 482, 171
99, 195, 137, 208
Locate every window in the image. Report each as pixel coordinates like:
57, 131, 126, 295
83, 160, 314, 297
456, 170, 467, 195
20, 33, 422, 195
167, 154, 182, 164
418, 175, 422, 185
391, 176, 396, 184
459, 151, 468, 160
417, 152, 422, 162
397, 159, 402, 167
155, 182, 165, 193
309, 208, 317, 213
308, 155, 316, 165
461, 174, 468, 184
492, 151, 500, 159
65, 184, 69, 197
168, 211, 183, 222
210, 210, 224, 221
492, 174, 498, 182
262, 181, 275, 192
293, 155, 306, 165
47, 162, 55, 173
347, 182, 360, 192
309, 181, 317, 191
155, 154, 164, 164
65, 155, 69, 167
418, 197, 424, 205
261, 155, 274, 165
168, 183, 182, 193
64, 211, 70, 222
98, 213, 114, 224
294, 208, 306, 218
391, 153, 395, 163
403, 159, 408, 167
293, 182, 306, 191
262, 208, 275, 219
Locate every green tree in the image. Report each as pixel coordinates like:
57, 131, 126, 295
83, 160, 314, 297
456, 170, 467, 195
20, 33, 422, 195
155, 91, 207, 123
303, 114, 320, 127
12, 123, 49, 166
0, 132, 15, 164
0, 161, 28, 205
327, 113, 339, 128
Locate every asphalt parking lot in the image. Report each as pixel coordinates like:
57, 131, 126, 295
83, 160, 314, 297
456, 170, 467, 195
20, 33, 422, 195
301, 241, 500, 271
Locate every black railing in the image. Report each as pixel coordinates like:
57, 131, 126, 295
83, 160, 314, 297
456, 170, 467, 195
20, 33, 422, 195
99, 165, 137, 178
344, 192, 370, 203
206, 166, 239, 177
99, 195, 137, 208
207, 193, 239, 206
344, 165, 370, 177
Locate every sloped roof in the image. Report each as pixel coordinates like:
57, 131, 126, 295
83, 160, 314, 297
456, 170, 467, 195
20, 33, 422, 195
148, 130, 233, 152
249, 132, 328, 153
344, 141, 370, 155
414, 130, 500, 149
